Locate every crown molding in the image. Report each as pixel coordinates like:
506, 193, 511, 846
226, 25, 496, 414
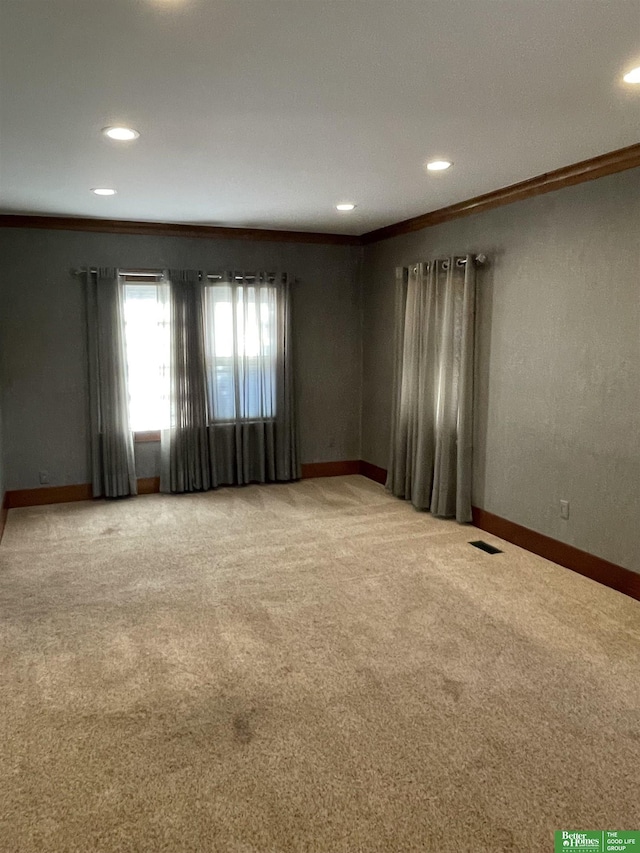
361, 142, 640, 244
2, 144, 639, 248
0, 214, 362, 246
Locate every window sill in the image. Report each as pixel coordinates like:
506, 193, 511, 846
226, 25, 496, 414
134, 431, 161, 443
134, 421, 275, 442
211, 419, 276, 426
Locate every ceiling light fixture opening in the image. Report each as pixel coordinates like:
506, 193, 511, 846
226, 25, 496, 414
102, 126, 140, 141
623, 66, 640, 84
91, 188, 117, 196
426, 159, 453, 172
336, 203, 356, 211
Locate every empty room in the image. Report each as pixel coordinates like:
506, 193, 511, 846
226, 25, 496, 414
1, 1, 639, 851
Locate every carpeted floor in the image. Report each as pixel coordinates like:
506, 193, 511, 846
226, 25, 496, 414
0, 475, 638, 852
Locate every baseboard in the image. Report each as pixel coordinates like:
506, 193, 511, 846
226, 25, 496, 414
472, 507, 640, 602
356, 461, 639, 603
137, 477, 161, 494
358, 460, 387, 484
6, 483, 94, 508
4, 464, 361, 509
0, 493, 8, 544
300, 460, 360, 478
5, 478, 162, 507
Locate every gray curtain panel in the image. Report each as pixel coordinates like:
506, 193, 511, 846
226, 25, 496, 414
86, 268, 137, 498
386, 256, 476, 522
160, 271, 300, 493
160, 271, 211, 493
204, 272, 300, 486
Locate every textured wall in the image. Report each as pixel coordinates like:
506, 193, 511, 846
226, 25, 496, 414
362, 167, 640, 572
0, 228, 362, 490
0, 284, 5, 506
0, 388, 4, 507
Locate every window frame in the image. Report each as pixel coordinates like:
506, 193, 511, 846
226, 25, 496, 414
122, 272, 280, 438
134, 430, 161, 443
203, 281, 279, 425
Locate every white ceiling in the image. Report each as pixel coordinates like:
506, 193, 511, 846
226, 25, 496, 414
0, 0, 639, 235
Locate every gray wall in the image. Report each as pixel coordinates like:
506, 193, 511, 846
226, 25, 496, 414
0, 228, 362, 490
362, 167, 640, 573
0, 284, 5, 507
0, 383, 4, 508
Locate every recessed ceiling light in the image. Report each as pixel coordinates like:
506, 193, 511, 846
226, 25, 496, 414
426, 159, 453, 172
336, 203, 356, 211
102, 126, 140, 141
91, 188, 117, 196
623, 66, 640, 84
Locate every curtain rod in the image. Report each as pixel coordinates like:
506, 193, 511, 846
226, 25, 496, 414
405, 254, 488, 272
443, 254, 487, 266
73, 268, 279, 281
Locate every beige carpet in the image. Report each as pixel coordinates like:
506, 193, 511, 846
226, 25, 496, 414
0, 475, 638, 852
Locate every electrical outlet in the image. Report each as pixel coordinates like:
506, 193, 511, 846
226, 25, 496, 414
560, 500, 570, 520
39, 471, 49, 485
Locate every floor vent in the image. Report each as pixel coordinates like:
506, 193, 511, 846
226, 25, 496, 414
469, 540, 503, 555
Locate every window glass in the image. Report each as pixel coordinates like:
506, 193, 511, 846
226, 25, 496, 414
122, 280, 277, 430
204, 284, 277, 421
123, 283, 170, 431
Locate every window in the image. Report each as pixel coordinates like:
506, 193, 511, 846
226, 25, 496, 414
122, 279, 278, 431
204, 284, 277, 422
123, 283, 170, 432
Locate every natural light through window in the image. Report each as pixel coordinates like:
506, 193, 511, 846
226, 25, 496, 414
204, 284, 277, 422
122, 281, 278, 430
123, 283, 170, 431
